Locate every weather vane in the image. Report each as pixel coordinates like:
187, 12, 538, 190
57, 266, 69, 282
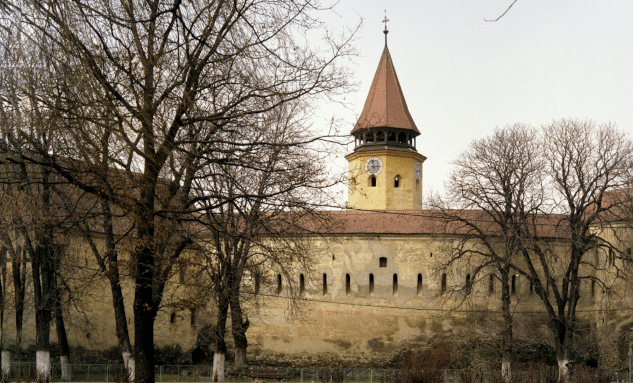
383, 10, 389, 46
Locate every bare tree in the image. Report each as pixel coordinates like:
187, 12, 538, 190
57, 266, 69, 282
485, 0, 519, 22
429, 124, 545, 383
3, 1, 355, 382
187, 100, 340, 380
512, 119, 633, 381
435, 119, 633, 382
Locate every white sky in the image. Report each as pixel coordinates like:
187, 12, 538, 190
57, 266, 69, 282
315, 0, 633, 205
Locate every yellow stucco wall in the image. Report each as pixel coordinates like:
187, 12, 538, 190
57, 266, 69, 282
346, 149, 426, 211
242, 233, 622, 365
3, 222, 631, 368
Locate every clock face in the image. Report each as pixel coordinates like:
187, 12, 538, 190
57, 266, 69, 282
365, 157, 383, 175
415, 162, 421, 179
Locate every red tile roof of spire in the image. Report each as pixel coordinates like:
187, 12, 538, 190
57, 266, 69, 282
351, 46, 420, 135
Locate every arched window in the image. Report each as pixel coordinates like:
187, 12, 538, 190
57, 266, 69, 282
398, 132, 406, 143
415, 179, 420, 191
369, 274, 375, 295
371, 176, 377, 187
379, 257, 387, 267
393, 274, 398, 295
377, 131, 385, 141
465, 274, 471, 295
346, 274, 351, 296
387, 131, 395, 142
170, 312, 176, 324
441, 273, 447, 294
322, 273, 327, 296
417, 274, 423, 295
366, 132, 375, 142
394, 176, 400, 188
276, 274, 282, 295
489, 274, 495, 294
511, 275, 517, 296
300, 274, 305, 296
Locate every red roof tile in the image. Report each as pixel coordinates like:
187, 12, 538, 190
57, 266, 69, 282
299, 210, 569, 239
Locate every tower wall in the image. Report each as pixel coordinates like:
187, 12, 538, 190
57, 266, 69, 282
346, 149, 426, 211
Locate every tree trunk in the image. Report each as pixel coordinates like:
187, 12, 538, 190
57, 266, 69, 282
212, 353, 225, 382
1, 350, 9, 378
13, 259, 23, 346
55, 297, 71, 381
230, 298, 249, 368
113, 279, 134, 380
33, 241, 55, 381
0, 248, 7, 380
212, 300, 229, 382
9, 246, 24, 346
35, 308, 52, 380
101, 199, 134, 380
500, 267, 513, 383
555, 322, 573, 383
133, 240, 157, 383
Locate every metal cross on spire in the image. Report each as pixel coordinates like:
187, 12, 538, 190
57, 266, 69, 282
383, 11, 389, 46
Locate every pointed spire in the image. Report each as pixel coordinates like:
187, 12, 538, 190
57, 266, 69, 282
351, 44, 419, 135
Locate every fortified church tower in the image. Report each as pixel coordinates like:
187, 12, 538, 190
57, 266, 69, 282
346, 24, 427, 211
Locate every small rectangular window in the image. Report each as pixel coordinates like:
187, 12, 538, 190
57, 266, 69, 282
276, 274, 282, 295
379, 257, 387, 267
179, 264, 186, 284
489, 274, 495, 294
322, 274, 327, 296
465, 274, 471, 295
254, 274, 260, 295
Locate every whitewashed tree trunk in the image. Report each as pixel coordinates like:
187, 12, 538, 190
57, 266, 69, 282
502, 361, 511, 383
212, 352, 225, 382
1, 350, 10, 378
60, 355, 71, 381
36, 350, 51, 381
123, 352, 135, 381
558, 359, 571, 383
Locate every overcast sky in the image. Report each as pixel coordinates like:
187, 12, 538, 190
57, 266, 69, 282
316, 0, 633, 205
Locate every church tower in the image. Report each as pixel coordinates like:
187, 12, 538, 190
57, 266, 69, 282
346, 25, 426, 211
